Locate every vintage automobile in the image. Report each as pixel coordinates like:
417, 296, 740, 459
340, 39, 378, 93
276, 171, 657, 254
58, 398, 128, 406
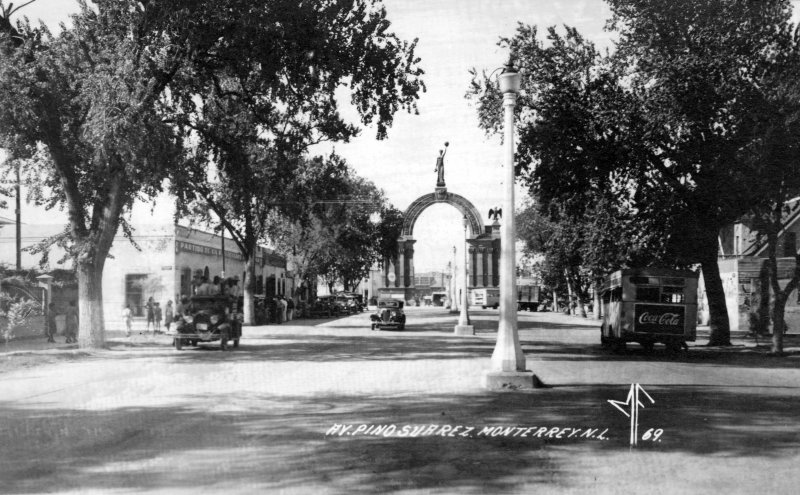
336, 292, 364, 313
370, 298, 406, 331
173, 294, 242, 351
309, 295, 338, 318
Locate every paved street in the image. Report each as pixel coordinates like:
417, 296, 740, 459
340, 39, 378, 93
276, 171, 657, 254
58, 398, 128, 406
1, 308, 800, 494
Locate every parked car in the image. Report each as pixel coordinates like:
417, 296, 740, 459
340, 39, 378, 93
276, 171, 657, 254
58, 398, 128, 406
336, 292, 364, 313
309, 295, 337, 317
173, 295, 242, 350
370, 298, 406, 331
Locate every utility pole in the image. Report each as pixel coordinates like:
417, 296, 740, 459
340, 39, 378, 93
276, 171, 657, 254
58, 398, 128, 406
15, 160, 21, 270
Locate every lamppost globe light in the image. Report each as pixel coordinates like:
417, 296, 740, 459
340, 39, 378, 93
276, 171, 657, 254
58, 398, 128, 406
498, 64, 521, 94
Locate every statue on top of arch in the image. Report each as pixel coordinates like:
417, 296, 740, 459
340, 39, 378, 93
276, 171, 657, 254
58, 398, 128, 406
434, 141, 449, 187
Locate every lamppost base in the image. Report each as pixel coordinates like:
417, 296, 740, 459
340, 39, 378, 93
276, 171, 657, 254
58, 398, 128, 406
454, 324, 474, 335
483, 370, 544, 390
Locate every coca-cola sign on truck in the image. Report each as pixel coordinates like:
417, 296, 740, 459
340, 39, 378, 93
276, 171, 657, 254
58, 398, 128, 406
633, 304, 685, 334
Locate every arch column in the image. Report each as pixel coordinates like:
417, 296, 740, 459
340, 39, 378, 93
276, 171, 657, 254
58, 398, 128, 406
486, 248, 494, 288
404, 239, 416, 287
477, 247, 486, 287
397, 241, 406, 288
468, 246, 476, 287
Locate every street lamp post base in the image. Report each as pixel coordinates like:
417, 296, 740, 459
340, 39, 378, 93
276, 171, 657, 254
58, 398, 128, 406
454, 324, 474, 335
483, 370, 544, 390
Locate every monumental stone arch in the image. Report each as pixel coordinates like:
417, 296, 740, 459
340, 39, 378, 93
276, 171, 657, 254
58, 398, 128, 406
379, 147, 501, 301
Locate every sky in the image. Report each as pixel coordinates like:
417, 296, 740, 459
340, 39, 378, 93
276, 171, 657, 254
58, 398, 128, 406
3, 0, 799, 272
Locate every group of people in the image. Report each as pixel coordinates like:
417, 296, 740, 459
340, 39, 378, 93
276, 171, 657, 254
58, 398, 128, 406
194, 275, 241, 297
121, 297, 176, 337
45, 300, 79, 344
270, 295, 295, 324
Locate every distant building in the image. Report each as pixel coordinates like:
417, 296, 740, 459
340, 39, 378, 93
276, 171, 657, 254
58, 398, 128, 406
0, 222, 289, 330
711, 198, 800, 331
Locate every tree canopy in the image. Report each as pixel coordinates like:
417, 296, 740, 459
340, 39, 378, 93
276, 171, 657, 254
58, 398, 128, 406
468, 0, 800, 344
0, 0, 424, 346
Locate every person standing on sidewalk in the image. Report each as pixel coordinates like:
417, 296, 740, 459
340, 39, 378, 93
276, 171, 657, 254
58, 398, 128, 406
154, 302, 162, 333
145, 297, 155, 333
287, 297, 295, 322
280, 296, 288, 323
65, 300, 78, 344
46, 303, 57, 343
164, 300, 174, 333
122, 304, 133, 337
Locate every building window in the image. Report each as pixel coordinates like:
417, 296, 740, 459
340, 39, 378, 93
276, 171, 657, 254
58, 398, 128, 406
180, 268, 191, 297
784, 232, 797, 258
125, 274, 147, 317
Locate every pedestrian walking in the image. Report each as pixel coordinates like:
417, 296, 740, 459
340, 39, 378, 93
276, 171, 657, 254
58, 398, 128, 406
229, 277, 241, 298
280, 296, 288, 323
164, 300, 174, 333
46, 302, 57, 343
122, 304, 133, 337
272, 297, 281, 324
65, 300, 78, 344
145, 297, 155, 332
154, 302, 162, 333
287, 297, 295, 321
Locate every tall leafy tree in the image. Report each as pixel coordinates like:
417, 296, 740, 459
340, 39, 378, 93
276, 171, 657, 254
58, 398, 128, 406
172, 0, 424, 323
0, 0, 423, 343
469, 1, 797, 346
605, 0, 797, 345
0, 1, 201, 347
267, 161, 402, 295
739, 26, 800, 353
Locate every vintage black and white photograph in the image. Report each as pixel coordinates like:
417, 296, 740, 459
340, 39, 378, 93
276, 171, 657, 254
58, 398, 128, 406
1, 0, 800, 493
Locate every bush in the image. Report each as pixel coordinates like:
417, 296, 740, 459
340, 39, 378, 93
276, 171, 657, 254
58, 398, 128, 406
0, 297, 41, 346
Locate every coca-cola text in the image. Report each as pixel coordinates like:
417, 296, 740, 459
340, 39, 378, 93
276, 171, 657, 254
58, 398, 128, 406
637, 312, 681, 326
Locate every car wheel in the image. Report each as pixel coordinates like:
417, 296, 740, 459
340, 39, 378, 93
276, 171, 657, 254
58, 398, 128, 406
494, 304, 499, 309
220, 332, 229, 351
174, 337, 183, 350
641, 342, 655, 353
233, 338, 240, 348
399, 324, 405, 330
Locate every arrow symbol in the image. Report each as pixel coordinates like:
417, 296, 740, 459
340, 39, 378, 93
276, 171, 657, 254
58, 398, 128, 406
608, 384, 654, 446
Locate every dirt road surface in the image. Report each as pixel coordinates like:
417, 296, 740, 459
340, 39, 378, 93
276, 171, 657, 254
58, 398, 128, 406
1, 308, 799, 494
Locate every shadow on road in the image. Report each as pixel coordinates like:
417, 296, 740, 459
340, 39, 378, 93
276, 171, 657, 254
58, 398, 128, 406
1, 384, 799, 493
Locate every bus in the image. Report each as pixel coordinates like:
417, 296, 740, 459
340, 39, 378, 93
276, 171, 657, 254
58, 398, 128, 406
600, 268, 698, 353
471, 288, 500, 309
517, 285, 541, 311
431, 291, 448, 307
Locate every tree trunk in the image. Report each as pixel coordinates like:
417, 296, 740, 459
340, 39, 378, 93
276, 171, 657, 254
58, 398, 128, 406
552, 290, 558, 313
242, 250, 256, 326
77, 260, 106, 348
756, 261, 771, 335
771, 292, 786, 354
564, 270, 574, 315
593, 281, 602, 319
700, 235, 731, 346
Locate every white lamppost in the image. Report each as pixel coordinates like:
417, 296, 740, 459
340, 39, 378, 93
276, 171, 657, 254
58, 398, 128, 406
454, 216, 473, 335
450, 245, 459, 313
485, 60, 540, 389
